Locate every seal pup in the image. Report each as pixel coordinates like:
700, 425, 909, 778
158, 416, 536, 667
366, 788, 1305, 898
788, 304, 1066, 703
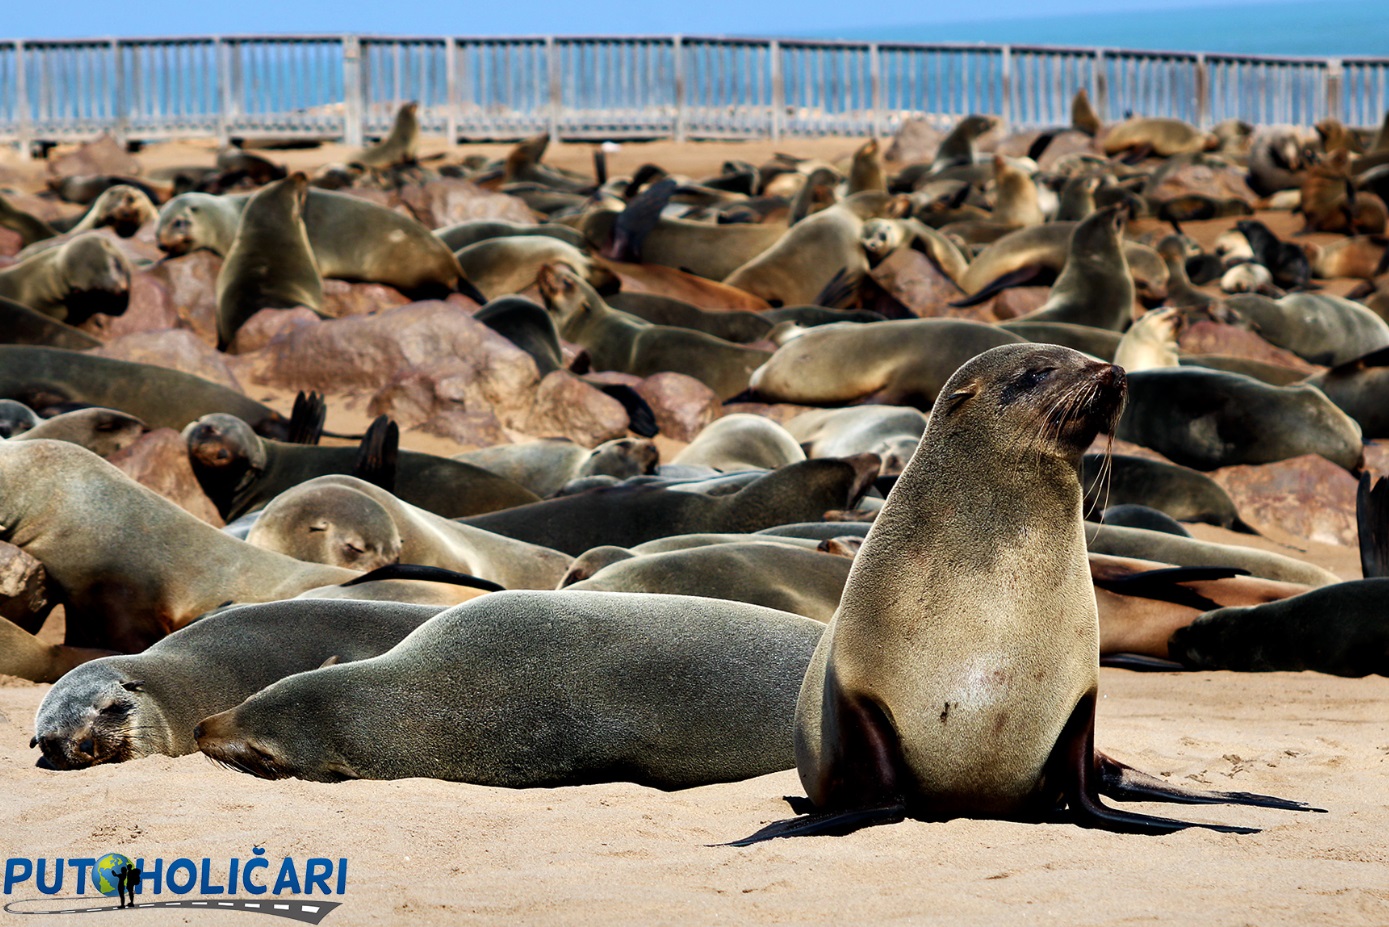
0, 233, 131, 325
756, 343, 1313, 843
195, 591, 824, 788
352, 101, 419, 169
9, 407, 146, 458
32, 600, 444, 769
435, 219, 586, 252
0, 400, 40, 437
215, 173, 322, 349
246, 475, 575, 588
1113, 307, 1181, 371
456, 438, 658, 499
786, 405, 928, 476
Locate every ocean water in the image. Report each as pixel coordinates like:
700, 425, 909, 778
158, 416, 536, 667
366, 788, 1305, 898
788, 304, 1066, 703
818, 0, 1389, 58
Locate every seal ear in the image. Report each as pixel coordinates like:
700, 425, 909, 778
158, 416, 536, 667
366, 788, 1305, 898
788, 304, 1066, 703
318, 655, 341, 669
121, 680, 145, 692
939, 388, 975, 413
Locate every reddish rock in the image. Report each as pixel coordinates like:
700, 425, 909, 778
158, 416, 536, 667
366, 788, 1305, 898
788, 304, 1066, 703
1179, 320, 1322, 373
0, 541, 51, 634
1087, 435, 1176, 465
226, 307, 323, 355
150, 251, 222, 344
516, 371, 630, 446
1364, 441, 1389, 481
1147, 159, 1258, 207
412, 410, 511, 451
868, 247, 963, 318
993, 130, 1050, 159
1211, 454, 1358, 547
0, 228, 21, 257
636, 373, 722, 442
109, 429, 224, 526
885, 118, 946, 165
47, 134, 140, 180
1036, 132, 1102, 172
93, 329, 243, 392
396, 179, 536, 229
321, 279, 412, 318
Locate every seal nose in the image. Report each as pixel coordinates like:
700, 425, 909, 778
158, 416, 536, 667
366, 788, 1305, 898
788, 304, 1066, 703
192, 723, 205, 742
78, 738, 94, 755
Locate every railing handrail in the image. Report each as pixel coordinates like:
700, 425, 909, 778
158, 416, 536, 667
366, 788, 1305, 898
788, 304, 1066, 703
3, 34, 1387, 156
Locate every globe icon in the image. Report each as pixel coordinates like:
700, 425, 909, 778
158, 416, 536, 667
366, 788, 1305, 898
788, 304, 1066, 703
93, 853, 132, 897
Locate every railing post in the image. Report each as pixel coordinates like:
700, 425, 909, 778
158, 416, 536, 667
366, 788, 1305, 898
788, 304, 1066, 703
769, 39, 782, 142
869, 42, 882, 138
1093, 47, 1108, 122
214, 37, 229, 144
444, 37, 458, 146
110, 38, 127, 145
546, 36, 561, 140
15, 40, 32, 159
343, 35, 364, 148
999, 44, 1012, 132
1325, 57, 1343, 124
1194, 52, 1209, 128
672, 35, 685, 143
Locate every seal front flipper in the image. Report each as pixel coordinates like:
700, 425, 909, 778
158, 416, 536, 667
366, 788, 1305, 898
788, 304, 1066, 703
353, 415, 399, 492
593, 383, 658, 438
1097, 753, 1324, 813
339, 563, 505, 593
605, 177, 677, 263
287, 390, 326, 445
1357, 473, 1389, 578
1099, 653, 1188, 671
718, 805, 906, 847
1052, 692, 1259, 835
949, 265, 1045, 308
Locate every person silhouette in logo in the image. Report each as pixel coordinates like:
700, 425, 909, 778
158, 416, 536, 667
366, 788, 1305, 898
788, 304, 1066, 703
124, 865, 142, 909
114, 863, 129, 908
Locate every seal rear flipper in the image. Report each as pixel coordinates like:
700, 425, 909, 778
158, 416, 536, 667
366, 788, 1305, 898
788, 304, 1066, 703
717, 805, 907, 847
1051, 693, 1259, 835
1357, 473, 1389, 579
949, 265, 1045, 308
593, 383, 658, 438
1099, 653, 1189, 671
1090, 565, 1250, 612
1096, 752, 1323, 812
812, 267, 860, 309
353, 415, 399, 492
605, 177, 677, 262
340, 563, 505, 593
287, 390, 326, 445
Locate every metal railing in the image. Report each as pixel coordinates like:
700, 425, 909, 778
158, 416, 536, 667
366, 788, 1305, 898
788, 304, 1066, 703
0, 35, 1381, 151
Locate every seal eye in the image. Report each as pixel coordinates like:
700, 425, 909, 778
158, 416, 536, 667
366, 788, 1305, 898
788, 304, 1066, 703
1018, 366, 1057, 390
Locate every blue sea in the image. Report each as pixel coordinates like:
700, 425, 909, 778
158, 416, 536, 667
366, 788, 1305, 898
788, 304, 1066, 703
816, 0, 1389, 58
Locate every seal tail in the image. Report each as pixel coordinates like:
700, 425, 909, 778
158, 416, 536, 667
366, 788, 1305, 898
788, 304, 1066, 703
340, 563, 505, 592
717, 805, 907, 847
286, 390, 327, 445
353, 415, 399, 493
1357, 473, 1389, 579
948, 265, 1044, 308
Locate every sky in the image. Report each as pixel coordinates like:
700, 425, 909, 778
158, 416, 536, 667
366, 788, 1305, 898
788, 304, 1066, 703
2, 0, 1384, 57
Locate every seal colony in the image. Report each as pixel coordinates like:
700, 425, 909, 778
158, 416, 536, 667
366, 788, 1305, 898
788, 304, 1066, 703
1, 101, 1384, 859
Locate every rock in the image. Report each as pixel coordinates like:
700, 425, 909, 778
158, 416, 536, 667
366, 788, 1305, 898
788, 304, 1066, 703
0, 228, 21, 257
1147, 157, 1257, 207
321, 280, 412, 319
0, 541, 51, 633
227, 307, 322, 355
148, 251, 222, 345
1036, 132, 1103, 172
93, 329, 243, 392
635, 373, 722, 442
516, 371, 629, 447
885, 119, 945, 165
1364, 441, 1389, 481
977, 286, 1050, 322
868, 248, 963, 318
412, 409, 511, 451
47, 134, 141, 180
993, 131, 1049, 159
1087, 435, 1175, 465
1178, 321, 1322, 373
395, 179, 536, 228
1211, 454, 1358, 547
109, 428, 225, 526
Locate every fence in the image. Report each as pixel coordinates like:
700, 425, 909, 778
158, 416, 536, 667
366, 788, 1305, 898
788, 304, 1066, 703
2, 35, 1386, 151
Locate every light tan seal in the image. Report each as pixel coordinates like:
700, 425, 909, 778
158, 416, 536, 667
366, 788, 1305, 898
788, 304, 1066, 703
742, 342, 1315, 843
455, 437, 659, 499
0, 232, 132, 325
672, 414, 806, 472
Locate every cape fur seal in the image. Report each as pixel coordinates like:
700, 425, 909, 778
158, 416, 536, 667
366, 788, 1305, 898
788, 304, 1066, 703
158, 189, 466, 297
0, 296, 103, 350
352, 101, 419, 169
746, 343, 1313, 843
245, 475, 574, 588
455, 437, 659, 499
32, 599, 444, 769
0, 233, 131, 325
195, 591, 824, 788
9, 407, 147, 458
1016, 205, 1134, 330
460, 456, 880, 556
786, 405, 928, 476
215, 173, 322, 349
672, 414, 806, 472
184, 413, 539, 521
